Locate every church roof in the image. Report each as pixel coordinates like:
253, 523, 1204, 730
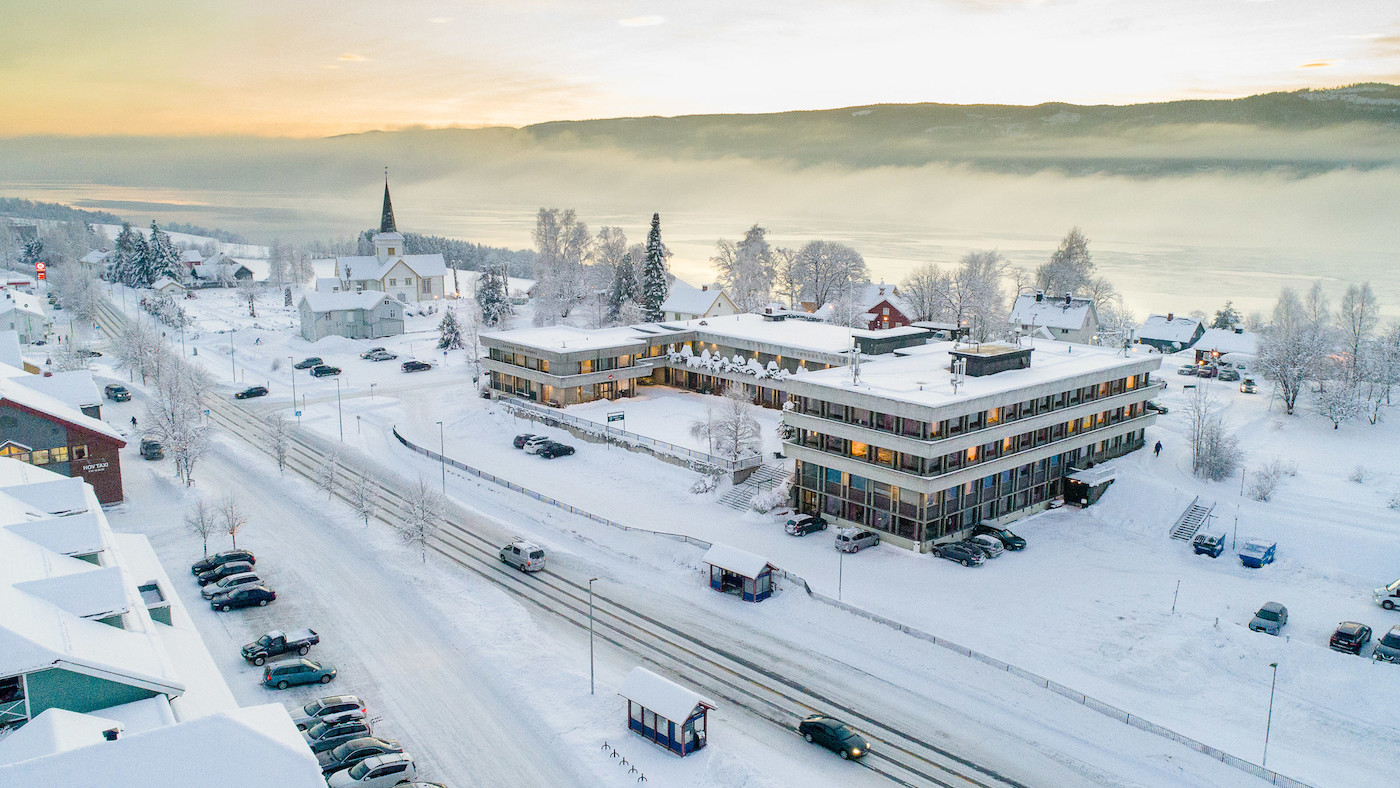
380, 181, 397, 234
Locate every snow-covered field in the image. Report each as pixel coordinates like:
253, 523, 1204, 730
75, 285, 1400, 787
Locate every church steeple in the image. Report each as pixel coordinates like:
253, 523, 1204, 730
379, 171, 397, 234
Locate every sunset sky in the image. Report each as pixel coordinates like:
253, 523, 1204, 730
4, 0, 1399, 136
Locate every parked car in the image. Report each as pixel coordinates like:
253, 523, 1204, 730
798, 714, 869, 760
201, 572, 263, 599
834, 528, 879, 553
1329, 622, 1372, 655
365, 350, 398, 361
1175, 366, 1198, 376
499, 540, 547, 572
401, 360, 432, 373
785, 514, 828, 536
931, 542, 985, 566
1240, 378, 1258, 394
196, 559, 254, 586
972, 525, 1026, 551
191, 549, 256, 576
104, 384, 131, 402
1249, 602, 1288, 635
967, 534, 1004, 559
311, 365, 342, 377
522, 436, 551, 455
538, 442, 575, 459
210, 584, 276, 612
294, 357, 323, 369
304, 718, 374, 754
235, 385, 269, 399
140, 439, 164, 460
1192, 532, 1226, 558
263, 658, 337, 690
1218, 368, 1240, 382
1196, 365, 1219, 379
326, 753, 416, 787
290, 695, 366, 731
1374, 626, 1400, 664
242, 628, 320, 665
319, 737, 404, 777
1145, 401, 1169, 415
358, 347, 386, 359
512, 434, 537, 449
1238, 539, 1277, 568
1375, 578, 1400, 611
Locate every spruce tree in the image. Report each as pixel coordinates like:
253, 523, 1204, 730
641, 213, 669, 323
609, 252, 639, 321
438, 308, 464, 349
145, 221, 181, 286
113, 223, 145, 287
476, 265, 513, 327
21, 239, 44, 266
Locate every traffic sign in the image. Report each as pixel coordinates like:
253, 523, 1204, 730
295, 410, 302, 417
606, 411, 624, 423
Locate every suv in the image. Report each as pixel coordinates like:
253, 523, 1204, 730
966, 534, 1004, 559
785, 514, 827, 537
1329, 622, 1372, 655
358, 347, 386, 359
499, 540, 547, 572
263, 658, 337, 690
1217, 368, 1240, 382
522, 436, 551, 455
291, 695, 366, 731
1192, 532, 1226, 558
932, 542, 985, 566
972, 525, 1025, 551
1374, 626, 1400, 664
327, 753, 416, 787
140, 439, 164, 460
834, 528, 879, 553
305, 718, 374, 754
1240, 378, 1258, 394
104, 384, 131, 402
1249, 602, 1288, 635
294, 357, 323, 369
311, 365, 341, 377
236, 385, 269, 399
319, 737, 404, 778
512, 434, 537, 449
1373, 578, 1399, 610
538, 442, 575, 459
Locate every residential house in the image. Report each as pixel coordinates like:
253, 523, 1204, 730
662, 281, 738, 322
297, 291, 405, 342
0, 371, 126, 505
11, 370, 103, 420
1136, 313, 1204, 353
188, 253, 254, 288
151, 277, 186, 298
1008, 292, 1100, 345
316, 182, 447, 304
78, 250, 115, 280
0, 291, 46, 344
1194, 327, 1259, 365
859, 281, 913, 331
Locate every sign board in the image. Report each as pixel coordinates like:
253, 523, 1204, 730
607, 411, 625, 423
34, 261, 46, 280
295, 410, 302, 417
203, 409, 210, 415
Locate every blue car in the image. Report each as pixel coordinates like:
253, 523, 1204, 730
1238, 540, 1277, 568
263, 658, 338, 690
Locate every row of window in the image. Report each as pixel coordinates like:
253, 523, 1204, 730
0, 444, 90, 466
792, 373, 1150, 441
797, 402, 1148, 477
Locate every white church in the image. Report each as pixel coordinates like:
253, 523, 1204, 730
315, 181, 447, 304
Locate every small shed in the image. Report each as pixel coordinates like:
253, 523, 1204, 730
151, 277, 186, 297
1064, 465, 1116, 507
702, 543, 775, 602
618, 666, 716, 757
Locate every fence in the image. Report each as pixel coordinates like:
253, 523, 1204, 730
393, 427, 1315, 788
495, 397, 763, 474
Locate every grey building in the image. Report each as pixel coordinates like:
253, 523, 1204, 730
297, 291, 404, 342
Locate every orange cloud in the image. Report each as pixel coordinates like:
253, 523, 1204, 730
1297, 61, 1334, 69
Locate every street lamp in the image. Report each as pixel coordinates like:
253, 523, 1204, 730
838, 547, 844, 602
1263, 662, 1279, 767
436, 421, 446, 493
370, 383, 377, 401
335, 378, 344, 442
588, 577, 598, 695
288, 357, 297, 421
229, 328, 236, 381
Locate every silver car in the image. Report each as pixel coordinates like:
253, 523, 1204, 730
834, 528, 879, 553
969, 534, 1005, 559
201, 571, 262, 599
291, 695, 366, 731
1249, 602, 1288, 635
499, 540, 547, 572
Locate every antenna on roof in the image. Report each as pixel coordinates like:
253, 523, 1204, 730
851, 338, 861, 385
950, 356, 966, 394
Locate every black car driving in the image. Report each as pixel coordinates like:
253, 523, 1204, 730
235, 386, 269, 399
294, 357, 323, 369
190, 549, 256, 576
798, 714, 869, 760
210, 584, 276, 612
104, 384, 131, 402
311, 365, 341, 377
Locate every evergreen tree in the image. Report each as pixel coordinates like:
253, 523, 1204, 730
476, 265, 514, 327
438, 307, 465, 349
144, 221, 181, 286
284, 286, 293, 307
113, 223, 146, 287
21, 238, 45, 266
641, 213, 669, 323
609, 252, 640, 320
1211, 301, 1243, 329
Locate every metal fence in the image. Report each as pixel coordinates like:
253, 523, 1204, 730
495, 397, 763, 473
394, 425, 1315, 788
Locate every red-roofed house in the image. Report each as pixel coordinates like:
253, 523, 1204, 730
0, 378, 126, 505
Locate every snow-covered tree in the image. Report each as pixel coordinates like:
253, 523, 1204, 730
1361, 321, 1400, 422
112, 223, 146, 287
1185, 387, 1241, 481
947, 250, 1008, 342
532, 208, 591, 325
1336, 282, 1379, 385
1256, 286, 1330, 416
641, 213, 669, 323
793, 240, 868, 309
184, 497, 218, 557
266, 240, 291, 285
608, 251, 640, 322
20, 238, 44, 267
348, 470, 378, 527
220, 493, 248, 549
476, 265, 514, 327
691, 387, 762, 464
49, 261, 101, 324
1211, 301, 1243, 330
50, 341, 90, 372
1035, 227, 1096, 297
1315, 383, 1362, 429
771, 247, 802, 309
267, 412, 292, 474
315, 451, 340, 499
145, 222, 181, 285
144, 359, 211, 485
396, 478, 444, 563
900, 263, 951, 322
113, 318, 164, 384
825, 290, 868, 328
437, 307, 464, 350
713, 225, 775, 313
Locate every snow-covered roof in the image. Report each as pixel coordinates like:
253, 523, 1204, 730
80, 250, 114, 266
314, 277, 343, 293
1067, 465, 1117, 486
335, 253, 447, 282
1196, 328, 1258, 356
1009, 294, 1096, 331
0, 375, 125, 442
661, 313, 862, 356
701, 542, 773, 579
1137, 314, 1201, 343
482, 324, 651, 352
151, 276, 184, 291
299, 291, 392, 313
1, 271, 34, 287
179, 250, 203, 263
617, 666, 716, 725
4, 512, 105, 557
662, 280, 727, 316
859, 281, 910, 315
0, 330, 20, 368
0, 463, 93, 515
0, 708, 122, 766
14, 565, 129, 621
0, 289, 45, 318
15, 370, 102, 411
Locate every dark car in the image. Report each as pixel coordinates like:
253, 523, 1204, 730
1145, 401, 1169, 415
319, 737, 404, 777
1197, 365, 1219, 379
798, 714, 869, 760
235, 386, 269, 399
512, 434, 537, 449
197, 560, 255, 586
191, 549, 256, 576
1192, 532, 1226, 558
77, 349, 102, 358
311, 365, 341, 377
1218, 368, 1240, 382
1375, 626, 1400, 664
210, 584, 276, 612
262, 658, 337, 690
140, 439, 164, 460
931, 541, 985, 566
785, 514, 827, 536
401, 360, 432, 373
304, 718, 373, 754
538, 442, 575, 459
972, 525, 1026, 551
294, 357, 323, 369
104, 384, 131, 402
1329, 622, 1372, 655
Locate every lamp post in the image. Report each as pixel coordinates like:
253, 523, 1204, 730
436, 421, 446, 493
370, 383, 377, 401
229, 328, 236, 381
1263, 662, 1279, 767
838, 547, 844, 602
588, 577, 598, 695
335, 378, 343, 442
288, 357, 297, 421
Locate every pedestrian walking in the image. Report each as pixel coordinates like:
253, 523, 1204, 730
131, 416, 138, 428
1153, 440, 1162, 457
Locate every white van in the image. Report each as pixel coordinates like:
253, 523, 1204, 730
1375, 578, 1400, 610
499, 540, 547, 572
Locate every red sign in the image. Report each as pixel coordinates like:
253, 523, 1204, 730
34, 262, 46, 280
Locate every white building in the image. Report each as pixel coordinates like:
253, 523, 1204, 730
298, 291, 405, 342
317, 183, 447, 304
1008, 292, 1100, 345
151, 277, 186, 298
0, 290, 46, 344
661, 281, 738, 322
1136, 313, 1204, 352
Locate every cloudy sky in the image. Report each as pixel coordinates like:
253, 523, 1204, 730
5, 0, 1399, 136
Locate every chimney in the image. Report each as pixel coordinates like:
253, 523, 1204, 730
1064, 293, 1072, 307
1034, 290, 1044, 302
701, 284, 708, 291
102, 727, 121, 742
1166, 312, 1174, 322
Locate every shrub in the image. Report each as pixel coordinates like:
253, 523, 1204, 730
690, 472, 721, 495
1348, 466, 1369, 484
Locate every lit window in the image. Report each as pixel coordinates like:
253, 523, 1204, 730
72, 445, 88, 460
850, 442, 868, 459
51, 447, 68, 463
966, 446, 977, 462
32, 449, 50, 465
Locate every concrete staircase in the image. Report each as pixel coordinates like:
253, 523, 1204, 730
1170, 496, 1216, 541
719, 464, 789, 510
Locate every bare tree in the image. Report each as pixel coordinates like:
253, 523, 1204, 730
395, 477, 444, 563
267, 412, 292, 474
692, 387, 762, 463
50, 341, 91, 372
713, 226, 775, 313
532, 208, 592, 325
315, 451, 340, 499
900, 263, 952, 322
1185, 386, 1241, 480
1256, 287, 1331, 415
348, 470, 378, 527
1336, 282, 1379, 385
221, 493, 248, 549
771, 247, 802, 309
689, 400, 716, 454
184, 497, 218, 557
793, 240, 868, 308
946, 251, 1009, 342
1315, 384, 1362, 429
144, 358, 211, 485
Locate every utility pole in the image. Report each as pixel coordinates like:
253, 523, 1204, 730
588, 578, 598, 695
336, 378, 343, 442
289, 357, 297, 422
1263, 662, 1279, 768
436, 421, 446, 493
229, 328, 236, 381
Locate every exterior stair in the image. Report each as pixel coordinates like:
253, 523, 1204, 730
1170, 496, 1216, 541
719, 463, 789, 510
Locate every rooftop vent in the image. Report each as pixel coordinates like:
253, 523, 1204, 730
949, 344, 1033, 377
103, 727, 121, 742
1034, 290, 1044, 302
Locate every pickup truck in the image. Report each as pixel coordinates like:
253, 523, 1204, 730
242, 628, 320, 666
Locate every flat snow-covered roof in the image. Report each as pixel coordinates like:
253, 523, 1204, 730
617, 666, 716, 724
482, 324, 651, 352
663, 313, 860, 355
14, 370, 103, 411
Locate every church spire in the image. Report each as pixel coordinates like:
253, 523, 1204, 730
379, 169, 397, 234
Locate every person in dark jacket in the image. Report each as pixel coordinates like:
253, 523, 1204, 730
1154, 440, 1163, 457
